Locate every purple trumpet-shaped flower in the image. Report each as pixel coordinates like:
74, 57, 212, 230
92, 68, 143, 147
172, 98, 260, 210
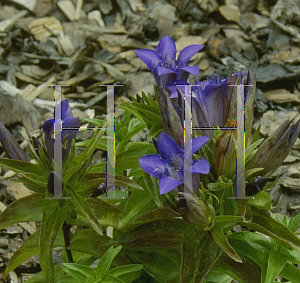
191, 70, 256, 142
135, 35, 203, 91
42, 99, 80, 163
0, 121, 30, 162
139, 132, 210, 194
135, 36, 203, 147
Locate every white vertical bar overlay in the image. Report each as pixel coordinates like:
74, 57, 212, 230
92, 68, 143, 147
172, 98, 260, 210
45, 84, 70, 199
54, 85, 62, 198
184, 86, 193, 195
106, 85, 115, 196
236, 84, 245, 198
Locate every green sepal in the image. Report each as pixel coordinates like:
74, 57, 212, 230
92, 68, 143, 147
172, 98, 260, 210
208, 175, 233, 191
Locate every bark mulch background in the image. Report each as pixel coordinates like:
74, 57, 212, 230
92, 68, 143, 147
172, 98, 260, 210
0, 0, 300, 281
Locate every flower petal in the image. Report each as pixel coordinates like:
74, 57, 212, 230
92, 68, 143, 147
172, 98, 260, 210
61, 99, 73, 119
179, 66, 199, 76
159, 176, 182, 194
157, 66, 175, 76
157, 132, 180, 160
135, 49, 160, 72
62, 117, 80, 141
156, 35, 177, 63
187, 157, 210, 174
192, 136, 210, 154
139, 154, 168, 178
177, 44, 204, 65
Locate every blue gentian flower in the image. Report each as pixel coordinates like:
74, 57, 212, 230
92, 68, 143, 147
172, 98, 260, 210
0, 121, 30, 162
191, 70, 256, 140
135, 35, 203, 91
42, 99, 80, 163
139, 132, 210, 194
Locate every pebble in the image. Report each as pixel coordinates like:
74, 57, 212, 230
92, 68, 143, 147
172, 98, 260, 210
219, 5, 241, 23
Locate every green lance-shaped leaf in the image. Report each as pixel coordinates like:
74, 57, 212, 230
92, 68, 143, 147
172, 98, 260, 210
108, 264, 143, 283
0, 194, 44, 230
62, 263, 95, 282
86, 198, 122, 228
16, 173, 47, 194
128, 206, 180, 226
101, 274, 126, 283
181, 226, 222, 283
82, 172, 143, 192
124, 248, 181, 283
74, 122, 106, 165
0, 158, 42, 174
63, 160, 88, 185
279, 262, 300, 282
262, 248, 288, 283
66, 188, 103, 236
39, 201, 68, 283
4, 229, 64, 277
95, 245, 122, 280
68, 229, 111, 258
245, 190, 271, 210
111, 218, 187, 250
143, 172, 163, 207
118, 190, 156, 229
211, 216, 243, 262
239, 207, 300, 254
216, 253, 261, 283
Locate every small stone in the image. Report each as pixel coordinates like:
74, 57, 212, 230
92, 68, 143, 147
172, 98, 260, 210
176, 36, 206, 52
219, 5, 241, 23
282, 177, 300, 190
3, 224, 23, 235
263, 89, 300, 103
241, 12, 270, 31
0, 238, 9, 248
253, 64, 290, 84
88, 10, 105, 27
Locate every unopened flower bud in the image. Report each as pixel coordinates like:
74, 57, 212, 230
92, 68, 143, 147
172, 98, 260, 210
249, 118, 300, 176
176, 192, 215, 230
0, 121, 30, 162
212, 120, 237, 179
